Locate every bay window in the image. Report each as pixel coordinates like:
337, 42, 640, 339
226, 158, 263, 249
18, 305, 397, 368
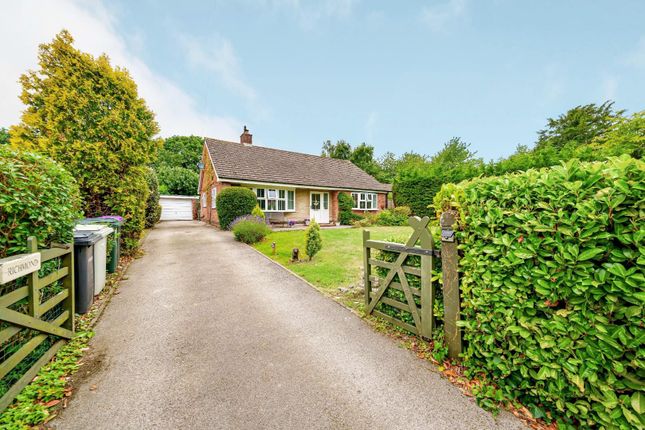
351, 192, 378, 210
254, 187, 295, 212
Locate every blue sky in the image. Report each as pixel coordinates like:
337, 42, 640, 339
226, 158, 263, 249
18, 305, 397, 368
2, 1, 644, 161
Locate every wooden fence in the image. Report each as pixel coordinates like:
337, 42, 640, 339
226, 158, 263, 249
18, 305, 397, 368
363, 215, 462, 358
0, 237, 74, 410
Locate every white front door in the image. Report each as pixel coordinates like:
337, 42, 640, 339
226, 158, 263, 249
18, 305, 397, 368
309, 192, 330, 224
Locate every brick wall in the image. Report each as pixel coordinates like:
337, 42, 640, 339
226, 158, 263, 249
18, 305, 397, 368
199, 146, 230, 226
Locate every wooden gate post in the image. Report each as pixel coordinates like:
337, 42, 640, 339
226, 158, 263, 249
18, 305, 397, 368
419, 221, 434, 339
440, 212, 462, 358
363, 229, 371, 309
26, 237, 40, 318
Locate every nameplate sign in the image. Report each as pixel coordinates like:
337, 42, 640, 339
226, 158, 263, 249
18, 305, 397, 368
0, 253, 41, 284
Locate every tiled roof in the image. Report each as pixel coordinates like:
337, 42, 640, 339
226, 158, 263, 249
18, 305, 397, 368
204, 138, 392, 192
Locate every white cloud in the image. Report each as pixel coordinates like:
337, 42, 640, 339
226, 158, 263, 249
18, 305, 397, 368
625, 36, 645, 68
421, 0, 467, 32
542, 64, 565, 103
181, 35, 263, 117
267, 0, 357, 29
601, 76, 618, 101
0, 0, 242, 139
364, 111, 378, 144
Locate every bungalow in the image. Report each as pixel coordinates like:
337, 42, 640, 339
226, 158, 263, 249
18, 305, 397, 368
198, 127, 392, 226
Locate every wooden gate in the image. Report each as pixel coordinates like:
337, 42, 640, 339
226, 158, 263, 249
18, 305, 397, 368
363, 216, 436, 338
0, 237, 74, 410
363, 215, 462, 358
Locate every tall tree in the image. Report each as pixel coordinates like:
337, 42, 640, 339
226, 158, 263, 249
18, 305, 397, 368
587, 110, 644, 160
155, 135, 202, 195
535, 101, 624, 151
10, 30, 160, 251
350, 142, 380, 176
156, 135, 203, 170
321, 139, 352, 159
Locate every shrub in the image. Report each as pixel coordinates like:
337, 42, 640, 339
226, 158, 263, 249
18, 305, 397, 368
434, 156, 645, 428
251, 204, 265, 220
376, 206, 411, 226
9, 31, 160, 254
216, 187, 258, 229
338, 192, 362, 225
232, 219, 270, 244
229, 215, 266, 230
352, 213, 379, 228
351, 207, 411, 227
305, 220, 322, 260
0, 147, 81, 257
144, 167, 161, 228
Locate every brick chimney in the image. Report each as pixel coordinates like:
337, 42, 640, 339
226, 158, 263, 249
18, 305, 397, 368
240, 126, 252, 145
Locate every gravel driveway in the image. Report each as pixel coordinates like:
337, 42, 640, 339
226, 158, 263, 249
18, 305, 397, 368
53, 221, 526, 430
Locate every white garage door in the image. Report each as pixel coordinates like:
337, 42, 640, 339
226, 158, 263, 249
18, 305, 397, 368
160, 196, 195, 221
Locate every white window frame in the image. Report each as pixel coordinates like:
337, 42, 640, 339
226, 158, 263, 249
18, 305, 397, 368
201, 192, 206, 208
211, 188, 217, 209
351, 192, 378, 211
253, 187, 296, 213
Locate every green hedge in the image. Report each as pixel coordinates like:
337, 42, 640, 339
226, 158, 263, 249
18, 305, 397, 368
216, 187, 257, 229
104, 167, 149, 251
393, 169, 441, 217
434, 156, 644, 428
144, 167, 161, 228
0, 147, 81, 257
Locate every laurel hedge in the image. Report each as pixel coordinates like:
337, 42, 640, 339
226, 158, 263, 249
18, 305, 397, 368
0, 147, 81, 258
434, 156, 644, 428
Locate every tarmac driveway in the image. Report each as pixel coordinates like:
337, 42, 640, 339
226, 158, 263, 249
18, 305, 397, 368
54, 221, 526, 430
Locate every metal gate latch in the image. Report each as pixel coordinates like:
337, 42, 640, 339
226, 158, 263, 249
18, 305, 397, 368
441, 228, 455, 243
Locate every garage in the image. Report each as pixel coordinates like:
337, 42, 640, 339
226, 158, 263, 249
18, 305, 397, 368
159, 195, 196, 221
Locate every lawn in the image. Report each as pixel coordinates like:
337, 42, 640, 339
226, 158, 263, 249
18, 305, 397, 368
254, 226, 412, 307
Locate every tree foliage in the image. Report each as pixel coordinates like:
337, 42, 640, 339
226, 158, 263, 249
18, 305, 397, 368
322, 139, 382, 178
155, 135, 202, 195
0, 128, 9, 145
9, 30, 159, 252
535, 101, 624, 152
156, 135, 203, 169
156, 165, 199, 196
393, 138, 481, 216
0, 146, 82, 257
321, 139, 352, 159
388, 103, 641, 216
350, 142, 380, 177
